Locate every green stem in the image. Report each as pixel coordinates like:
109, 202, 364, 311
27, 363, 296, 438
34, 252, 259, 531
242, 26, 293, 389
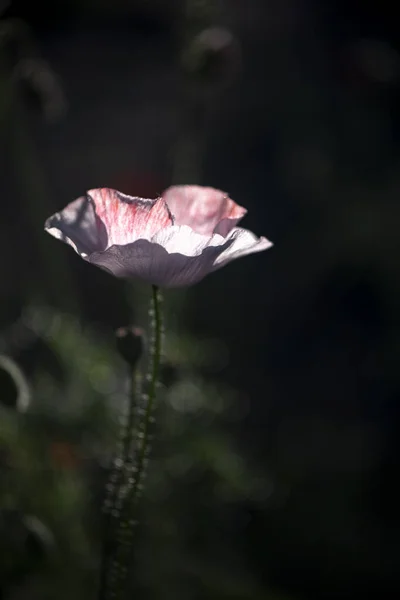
132, 285, 163, 499
98, 285, 163, 600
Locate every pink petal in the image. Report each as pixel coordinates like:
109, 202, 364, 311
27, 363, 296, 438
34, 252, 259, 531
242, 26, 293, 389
88, 188, 173, 247
162, 185, 246, 236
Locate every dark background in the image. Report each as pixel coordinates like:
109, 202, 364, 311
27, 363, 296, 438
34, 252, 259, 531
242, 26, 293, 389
1, 1, 399, 599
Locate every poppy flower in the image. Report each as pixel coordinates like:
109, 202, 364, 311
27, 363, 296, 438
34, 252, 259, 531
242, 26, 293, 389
44, 185, 272, 287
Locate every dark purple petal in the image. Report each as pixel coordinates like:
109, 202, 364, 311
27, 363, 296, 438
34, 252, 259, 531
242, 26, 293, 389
87, 237, 234, 287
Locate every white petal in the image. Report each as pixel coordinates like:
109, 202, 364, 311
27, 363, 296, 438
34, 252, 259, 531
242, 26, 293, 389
212, 227, 273, 269
151, 225, 226, 255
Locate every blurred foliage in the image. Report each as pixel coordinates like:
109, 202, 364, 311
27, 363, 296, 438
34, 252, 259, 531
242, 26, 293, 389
0, 303, 282, 600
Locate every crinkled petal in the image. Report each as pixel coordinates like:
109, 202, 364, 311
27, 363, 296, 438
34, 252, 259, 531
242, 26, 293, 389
162, 185, 246, 236
212, 227, 273, 270
88, 188, 173, 246
45, 187, 273, 287
44, 196, 107, 257
87, 226, 234, 287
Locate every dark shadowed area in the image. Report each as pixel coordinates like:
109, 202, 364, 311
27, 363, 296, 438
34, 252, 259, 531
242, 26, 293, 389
1, 1, 400, 599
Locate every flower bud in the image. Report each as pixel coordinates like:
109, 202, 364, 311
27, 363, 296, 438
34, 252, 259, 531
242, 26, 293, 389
115, 326, 144, 368
183, 27, 242, 91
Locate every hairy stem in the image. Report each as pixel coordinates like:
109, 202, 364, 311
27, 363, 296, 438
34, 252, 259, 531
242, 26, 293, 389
132, 285, 162, 499
98, 285, 163, 600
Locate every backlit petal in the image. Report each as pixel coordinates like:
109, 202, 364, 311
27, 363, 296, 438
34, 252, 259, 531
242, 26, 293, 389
162, 185, 246, 236
44, 196, 106, 257
88, 188, 173, 246
212, 227, 273, 269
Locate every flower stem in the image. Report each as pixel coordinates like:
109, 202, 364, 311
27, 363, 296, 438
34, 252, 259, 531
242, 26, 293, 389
98, 285, 163, 600
133, 285, 163, 499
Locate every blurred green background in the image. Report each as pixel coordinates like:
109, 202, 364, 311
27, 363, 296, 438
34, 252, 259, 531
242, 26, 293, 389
1, 0, 400, 598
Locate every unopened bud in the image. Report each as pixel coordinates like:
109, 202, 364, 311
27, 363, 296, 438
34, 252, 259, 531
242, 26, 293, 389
115, 326, 144, 368
183, 27, 241, 91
